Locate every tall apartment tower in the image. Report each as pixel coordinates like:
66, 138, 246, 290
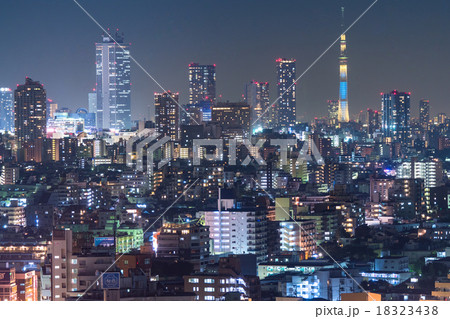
0, 88, 14, 132
327, 99, 339, 125
244, 81, 270, 130
276, 58, 296, 129
96, 31, 131, 130
154, 92, 180, 140
338, 7, 350, 122
381, 90, 411, 144
419, 99, 430, 131
188, 63, 216, 105
14, 78, 47, 162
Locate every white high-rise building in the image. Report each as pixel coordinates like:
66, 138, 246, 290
397, 159, 443, 188
199, 196, 267, 263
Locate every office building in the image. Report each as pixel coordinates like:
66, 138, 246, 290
96, 31, 131, 130
211, 102, 250, 132
381, 90, 411, 143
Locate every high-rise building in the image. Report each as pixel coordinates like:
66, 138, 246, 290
0, 88, 14, 132
276, 58, 296, 128
154, 91, 180, 140
327, 100, 339, 125
211, 102, 250, 132
14, 77, 47, 162
338, 7, 350, 122
366, 108, 381, 135
188, 63, 216, 105
419, 99, 430, 131
88, 89, 97, 114
200, 197, 267, 263
96, 31, 131, 130
244, 81, 269, 130
48, 100, 58, 119
381, 90, 411, 144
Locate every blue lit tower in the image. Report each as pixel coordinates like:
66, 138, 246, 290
338, 7, 350, 122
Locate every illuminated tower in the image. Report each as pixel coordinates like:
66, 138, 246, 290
338, 7, 350, 122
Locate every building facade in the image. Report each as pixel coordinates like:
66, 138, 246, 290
188, 63, 216, 105
96, 32, 131, 130
276, 58, 296, 129
0, 88, 14, 132
14, 77, 47, 162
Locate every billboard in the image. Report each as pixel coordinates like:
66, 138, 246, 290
94, 237, 115, 247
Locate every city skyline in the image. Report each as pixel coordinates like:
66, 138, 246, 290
0, 0, 450, 305
0, 0, 449, 122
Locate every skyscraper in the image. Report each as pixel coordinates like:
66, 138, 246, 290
88, 89, 97, 114
188, 63, 216, 105
276, 58, 296, 129
338, 7, 350, 122
381, 90, 411, 143
96, 31, 131, 130
47, 100, 58, 118
327, 100, 339, 126
419, 99, 430, 131
154, 91, 180, 140
0, 88, 14, 132
244, 81, 269, 130
14, 77, 47, 162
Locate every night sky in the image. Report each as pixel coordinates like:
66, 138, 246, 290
1, 0, 449, 122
